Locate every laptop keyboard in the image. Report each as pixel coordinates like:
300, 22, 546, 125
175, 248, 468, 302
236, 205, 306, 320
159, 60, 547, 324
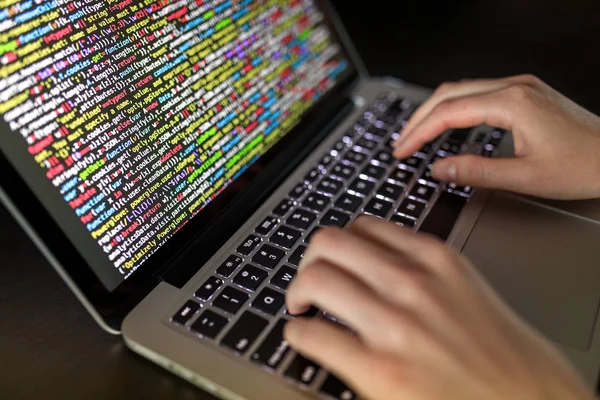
168, 92, 505, 399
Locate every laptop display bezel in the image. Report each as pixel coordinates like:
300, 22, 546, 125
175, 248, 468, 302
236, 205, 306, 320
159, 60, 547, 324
0, 0, 364, 330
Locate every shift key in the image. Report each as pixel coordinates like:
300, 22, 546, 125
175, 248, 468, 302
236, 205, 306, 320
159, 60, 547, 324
251, 319, 291, 370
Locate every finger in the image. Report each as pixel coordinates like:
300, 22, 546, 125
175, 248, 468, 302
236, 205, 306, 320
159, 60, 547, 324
392, 87, 519, 159
401, 79, 513, 138
347, 215, 465, 280
431, 154, 532, 192
287, 261, 454, 365
298, 227, 434, 296
286, 260, 395, 344
399, 74, 540, 142
284, 318, 376, 395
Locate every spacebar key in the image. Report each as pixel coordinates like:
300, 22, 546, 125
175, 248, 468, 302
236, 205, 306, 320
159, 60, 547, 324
418, 191, 467, 241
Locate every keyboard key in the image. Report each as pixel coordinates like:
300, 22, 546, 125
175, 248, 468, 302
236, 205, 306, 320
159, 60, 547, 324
285, 355, 321, 386
447, 128, 472, 144
319, 153, 335, 168
304, 226, 322, 243
286, 208, 317, 230
194, 276, 223, 301
273, 198, 295, 216
171, 300, 200, 325
216, 255, 243, 278
288, 245, 307, 267
252, 245, 285, 270
335, 193, 362, 213
361, 164, 386, 180
289, 183, 309, 199
397, 198, 425, 219
388, 168, 414, 185
416, 141, 435, 157
474, 132, 487, 145
343, 150, 367, 165
365, 126, 387, 138
377, 182, 404, 200
385, 98, 407, 117
252, 287, 285, 315
190, 310, 228, 339
304, 167, 321, 184
251, 319, 291, 370
271, 265, 297, 291
439, 141, 462, 155
355, 137, 378, 151
270, 226, 301, 249
348, 178, 375, 196
390, 214, 416, 229
332, 139, 349, 155
420, 169, 440, 186
364, 198, 393, 218
317, 177, 344, 196
373, 149, 393, 165
236, 235, 262, 256
221, 311, 269, 355
233, 265, 268, 291
409, 183, 436, 202
321, 209, 350, 228
448, 183, 474, 197
319, 374, 356, 400
331, 163, 356, 181
399, 156, 423, 170
419, 191, 467, 241
489, 129, 504, 146
302, 192, 330, 212
213, 286, 249, 314
255, 216, 278, 236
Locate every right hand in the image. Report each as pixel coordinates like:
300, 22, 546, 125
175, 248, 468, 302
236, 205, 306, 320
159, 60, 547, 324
392, 74, 600, 200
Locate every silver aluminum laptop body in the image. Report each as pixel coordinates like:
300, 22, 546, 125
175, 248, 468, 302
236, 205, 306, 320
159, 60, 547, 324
1, 1, 599, 399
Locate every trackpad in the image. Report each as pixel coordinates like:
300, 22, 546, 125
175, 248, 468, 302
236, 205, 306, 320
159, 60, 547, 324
462, 193, 600, 351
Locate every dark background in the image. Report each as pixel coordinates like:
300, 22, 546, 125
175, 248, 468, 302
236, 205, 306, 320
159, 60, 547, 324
2, 1, 600, 398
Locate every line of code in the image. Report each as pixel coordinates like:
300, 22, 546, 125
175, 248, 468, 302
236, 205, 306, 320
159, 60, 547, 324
0, 0, 348, 283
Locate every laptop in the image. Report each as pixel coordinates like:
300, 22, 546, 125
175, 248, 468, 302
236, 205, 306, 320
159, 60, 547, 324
2, 0, 600, 398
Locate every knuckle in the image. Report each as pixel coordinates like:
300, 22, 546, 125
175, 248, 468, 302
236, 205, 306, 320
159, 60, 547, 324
518, 73, 543, 86
384, 308, 419, 348
298, 263, 327, 290
431, 99, 454, 116
396, 268, 431, 303
505, 83, 534, 103
310, 227, 341, 249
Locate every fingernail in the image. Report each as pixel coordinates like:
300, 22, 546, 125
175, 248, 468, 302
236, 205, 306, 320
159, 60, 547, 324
432, 162, 456, 182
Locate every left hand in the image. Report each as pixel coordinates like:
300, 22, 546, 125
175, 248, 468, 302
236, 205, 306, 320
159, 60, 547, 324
284, 216, 594, 400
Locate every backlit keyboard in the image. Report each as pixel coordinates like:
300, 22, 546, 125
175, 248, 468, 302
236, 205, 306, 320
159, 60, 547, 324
169, 92, 505, 399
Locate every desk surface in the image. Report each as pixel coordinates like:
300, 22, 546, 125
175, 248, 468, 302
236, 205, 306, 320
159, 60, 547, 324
2, 1, 600, 399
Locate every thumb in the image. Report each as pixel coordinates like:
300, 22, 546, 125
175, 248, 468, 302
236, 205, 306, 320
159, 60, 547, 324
431, 154, 529, 192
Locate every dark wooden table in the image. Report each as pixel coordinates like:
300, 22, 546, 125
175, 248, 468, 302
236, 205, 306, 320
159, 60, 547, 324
2, 1, 599, 398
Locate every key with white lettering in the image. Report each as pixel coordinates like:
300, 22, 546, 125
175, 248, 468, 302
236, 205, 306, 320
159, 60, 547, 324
285, 354, 321, 386
252, 287, 285, 315
221, 311, 268, 355
171, 300, 200, 326
251, 319, 290, 370
270, 266, 297, 291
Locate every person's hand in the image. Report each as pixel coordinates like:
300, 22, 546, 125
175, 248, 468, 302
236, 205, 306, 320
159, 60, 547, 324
393, 74, 600, 200
284, 217, 595, 400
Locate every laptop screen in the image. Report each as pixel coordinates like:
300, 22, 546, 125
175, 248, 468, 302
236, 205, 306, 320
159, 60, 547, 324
0, 0, 353, 291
